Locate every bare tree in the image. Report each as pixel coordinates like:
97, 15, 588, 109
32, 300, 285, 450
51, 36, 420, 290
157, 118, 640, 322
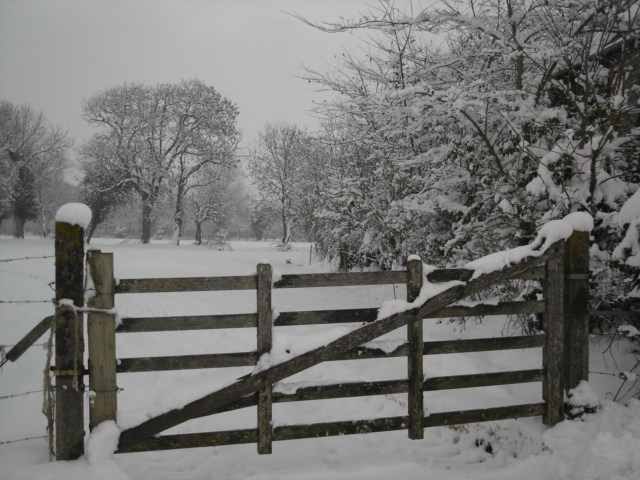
247, 123, 310, 246
82, 79, 240, 244
186, 163, 237, 245
0, 101, 72, 238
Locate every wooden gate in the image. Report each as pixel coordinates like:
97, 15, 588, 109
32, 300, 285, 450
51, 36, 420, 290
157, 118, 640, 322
52, 222, 589, 459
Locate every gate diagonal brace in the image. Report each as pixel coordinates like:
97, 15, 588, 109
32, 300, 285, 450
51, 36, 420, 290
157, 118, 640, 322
118, 241, 564, 451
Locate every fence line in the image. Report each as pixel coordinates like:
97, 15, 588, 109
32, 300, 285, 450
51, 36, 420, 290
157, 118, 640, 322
0, 389, 46, 400
0, 436, 48, 446
0, 255, 55, 263
0, 299, 53, 304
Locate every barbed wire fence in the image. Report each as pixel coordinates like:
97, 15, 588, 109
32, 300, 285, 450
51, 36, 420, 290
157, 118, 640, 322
0, 254, 57, 451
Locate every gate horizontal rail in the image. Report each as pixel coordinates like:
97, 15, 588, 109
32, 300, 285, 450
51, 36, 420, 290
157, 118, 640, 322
118, 403, 546, 453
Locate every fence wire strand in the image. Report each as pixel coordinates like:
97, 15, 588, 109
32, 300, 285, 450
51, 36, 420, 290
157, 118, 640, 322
0, 436, 48, 446
0, 299, 53, 304
0, 389, 45, 400
0, 255, 55, 263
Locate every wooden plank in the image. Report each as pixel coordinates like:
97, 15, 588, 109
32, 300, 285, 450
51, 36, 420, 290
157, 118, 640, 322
333, 344, 408, 361
273, 379, 408, 403
407, 258, 423, 440
118, 403, 546, 453
117, 429, 258, 453
427, 266, 545, 282
116, 352, 258, 373
426, 268, 474, 283
118, 241, 563, 450
54, 220, 86, 460
116, 313, 257, 333
274, 416, 409, 441
424, 335, 545, 355
336, 334, 544, 361
563, 231, 590, 390
423, 300, 546, 318
277, 300, 543, 330
275, 308, 379, 326
256, 263, 273, 454
87, 251, 118, 431
115, 301, 543, 334
274, 271, 406, 289
424, 403, 545, 427
424, 369, 544, 391
543, 242, 565, 426
4, 315, 54, 363
115, 275, 256, 294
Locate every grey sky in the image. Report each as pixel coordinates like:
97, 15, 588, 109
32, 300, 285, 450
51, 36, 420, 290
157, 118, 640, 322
0, 0, 410, 160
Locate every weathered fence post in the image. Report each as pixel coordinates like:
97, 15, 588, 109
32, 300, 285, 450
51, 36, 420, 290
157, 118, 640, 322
543, 242, 565, 425
407, 257, 424, 439
54, 213, 87, 460
257, 262, 273, 454
563, 231, 590, 391
87, 250, 117, 430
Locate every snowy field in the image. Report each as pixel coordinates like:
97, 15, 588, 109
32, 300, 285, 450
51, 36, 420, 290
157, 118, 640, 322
1, 236, 639, 480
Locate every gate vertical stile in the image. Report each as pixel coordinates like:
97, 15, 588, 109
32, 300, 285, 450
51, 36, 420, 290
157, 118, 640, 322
87, 250, 118, 430
257, 263, 273, 454
54, 220, 86, 460
543, 242, 565, 425
563, 231, 590, 390
407, 258, 424, 439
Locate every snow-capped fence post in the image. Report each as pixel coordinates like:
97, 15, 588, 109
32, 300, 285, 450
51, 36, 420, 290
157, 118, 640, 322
87, 250, 117, 430
406, 257, 424, 440
563, 231, 590, 391
256, 262, 273, 454
543, 242, 565, 426
54, 205, 90, 460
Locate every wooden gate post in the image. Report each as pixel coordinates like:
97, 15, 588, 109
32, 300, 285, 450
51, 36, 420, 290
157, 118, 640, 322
543, 242, 565, 425
407, 257, 424, 439
87, 250, 117, 430
563, 231, 590, 391
54, 219, 86, 460
256, 262, 273, 454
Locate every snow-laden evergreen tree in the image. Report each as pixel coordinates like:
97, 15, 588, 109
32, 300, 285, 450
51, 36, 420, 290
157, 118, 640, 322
305, 0, 640, 317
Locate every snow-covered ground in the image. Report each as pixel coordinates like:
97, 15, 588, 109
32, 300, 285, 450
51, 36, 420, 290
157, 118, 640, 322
1, 236, 639, 480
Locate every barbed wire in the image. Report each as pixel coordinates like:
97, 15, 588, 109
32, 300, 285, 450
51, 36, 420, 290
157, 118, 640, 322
1, 342, 50, 349
0, 389, 45, 400
0, 435, 48, 446
0, 255, 55, 263
0, 299, 53, 304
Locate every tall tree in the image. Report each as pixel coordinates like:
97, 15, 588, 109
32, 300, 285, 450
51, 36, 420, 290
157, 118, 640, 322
0, 101, 71, 238
303, 0, 640, 309
81, 79, 240, 244
247, 123, 310, 246
78, 136, 133, 243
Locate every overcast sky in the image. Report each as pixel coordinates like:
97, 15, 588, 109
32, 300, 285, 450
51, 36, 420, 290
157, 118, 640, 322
0, 0, 419, 160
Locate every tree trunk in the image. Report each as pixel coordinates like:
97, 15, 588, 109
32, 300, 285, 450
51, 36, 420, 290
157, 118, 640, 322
194, 221, 203, 245
174, 217, 183, 246
141, 203, 153, 244
174, 182, 185, 246
86, 221, 98, 245
40, 204, 48, 239
281, 208, 291, 246
14, 215, 26, 239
